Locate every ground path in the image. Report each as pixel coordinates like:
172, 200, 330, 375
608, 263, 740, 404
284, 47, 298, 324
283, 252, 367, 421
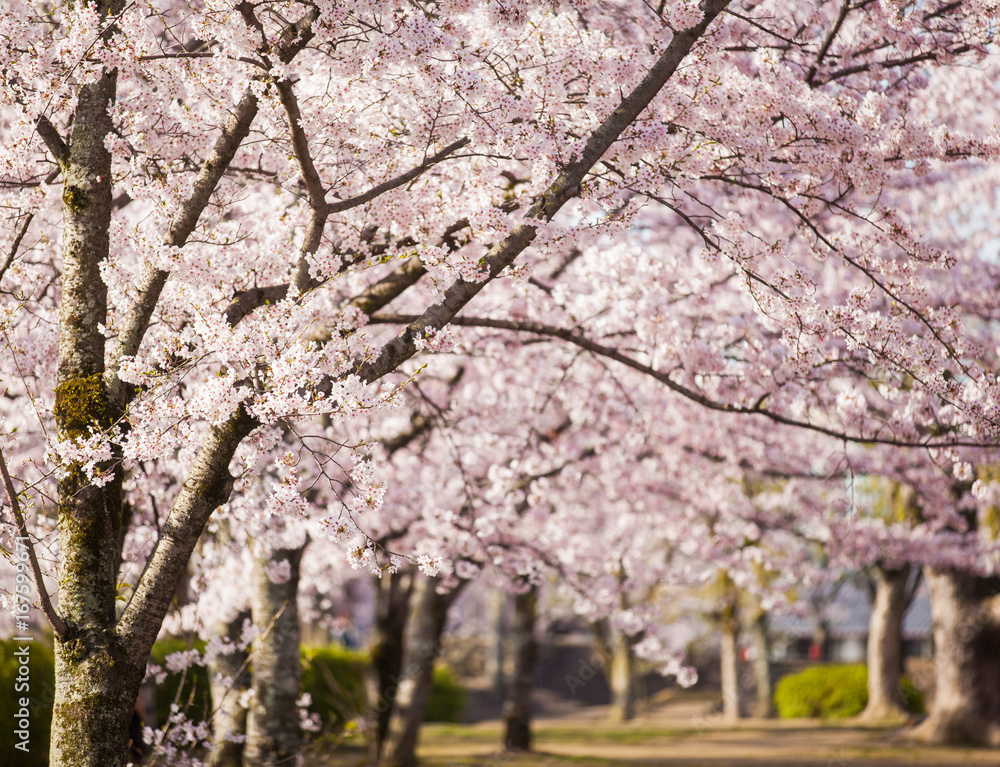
320, 690, 999, 767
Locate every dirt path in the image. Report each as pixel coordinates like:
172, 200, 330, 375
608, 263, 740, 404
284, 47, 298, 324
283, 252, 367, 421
411, 692, 999, 767
415, 721, 998, 766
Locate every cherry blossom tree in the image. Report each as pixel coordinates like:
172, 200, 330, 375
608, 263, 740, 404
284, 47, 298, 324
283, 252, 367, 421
4, 1, 1000, 764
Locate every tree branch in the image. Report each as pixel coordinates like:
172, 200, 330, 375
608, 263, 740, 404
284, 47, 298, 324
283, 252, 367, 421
35, 116, 69, 169
275, 77, 330, 293
116, 407, 257, 657
0, 213, 33, 287
354, 0, 731, 383
368, 312, 995, 449
806, 0, 851, 86
0, 448, 68, 637
220, 139, 471, 324
326, 137, 471, 215
106, 8, 320, 396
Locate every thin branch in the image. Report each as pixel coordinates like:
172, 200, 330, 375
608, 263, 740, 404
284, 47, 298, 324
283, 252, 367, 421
806, 0, 851, 86
107, 7, 320, 398
368, 313, 996, 449
221, 138, 472, 324
821, 47, 968, 85
0, 448, 68, 636
0, 213, 34, 286
327, 137, 470, 214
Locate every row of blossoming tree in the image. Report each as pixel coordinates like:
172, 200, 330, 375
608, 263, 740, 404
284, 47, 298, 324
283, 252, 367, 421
2, 1, 1000, 765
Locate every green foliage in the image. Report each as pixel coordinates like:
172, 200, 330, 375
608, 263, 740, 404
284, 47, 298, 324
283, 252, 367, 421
0, 637, 55, 767
424, 664, 467, 723
774, 664, 924, 719
299, 645, 467, 734
150, 637, 211, 726
300, 645, 369, 733
899, 676, 925, 714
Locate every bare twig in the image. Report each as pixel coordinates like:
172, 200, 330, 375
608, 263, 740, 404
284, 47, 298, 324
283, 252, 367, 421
0, 447, 68, 636
0, 213, 34, 286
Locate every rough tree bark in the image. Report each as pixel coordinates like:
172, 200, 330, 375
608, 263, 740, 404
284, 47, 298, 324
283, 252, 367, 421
860, 564, 911, 721
911, 568, 1000, 745
379, 576, 466, 767
48, 33, 144, 767
245, 543, 307, 766
208, 609, 252, 767
367, 569, 415, 762
504, 586, 538, 751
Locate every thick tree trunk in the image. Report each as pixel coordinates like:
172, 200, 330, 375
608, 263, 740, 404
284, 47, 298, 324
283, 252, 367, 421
749, 610, 773, 718
44, 10, 319, 764
608, 631, 637, 723
47, 45, 144, 767
209, 609, 251, 767
379, 576, 465, 767
367, 569, 415, 762
720, 619, 741, 721
911, 568, 1000, 745
504, 586, 538, 751
245, 544, 306, 766
51, 643, 145, 767
860, 564, 910, 721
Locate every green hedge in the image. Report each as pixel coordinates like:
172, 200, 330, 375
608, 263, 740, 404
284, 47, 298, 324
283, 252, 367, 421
0, 637, 55, 767
0, 635, 465, 759
300, 645, 368, 732
150, 637, 211, 725
424, 665, 466, 723
774, 664, 924, 719
300, 645, 467, 732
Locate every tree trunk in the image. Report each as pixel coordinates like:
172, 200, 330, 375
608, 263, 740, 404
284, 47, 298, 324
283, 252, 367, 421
51, 642, 145, 767
911, 568, 1000, 745
749, 610, 773, 718
379, 575, 465, 767
486, 588, 508, 702
608, 631, 637, 723
720, 619, 741, 721
245, 544, 306, 766
47, 44, 144, 767
860, 564, 910, 721
504, 586, 538, 751
367, 569, 415, 762
209, 609, 251, 767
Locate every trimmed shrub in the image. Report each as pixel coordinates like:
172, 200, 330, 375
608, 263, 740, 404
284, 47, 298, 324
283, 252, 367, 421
0, 637, 55, 767
774, 664, 924, 719
424, 665, 467, 723
299, 645, 467, 731
150, 636, 211, 726
300, 644, 369, 732
899, 676, 925, 714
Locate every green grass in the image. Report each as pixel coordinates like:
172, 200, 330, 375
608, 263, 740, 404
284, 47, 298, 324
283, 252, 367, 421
423, 722, 755, 744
